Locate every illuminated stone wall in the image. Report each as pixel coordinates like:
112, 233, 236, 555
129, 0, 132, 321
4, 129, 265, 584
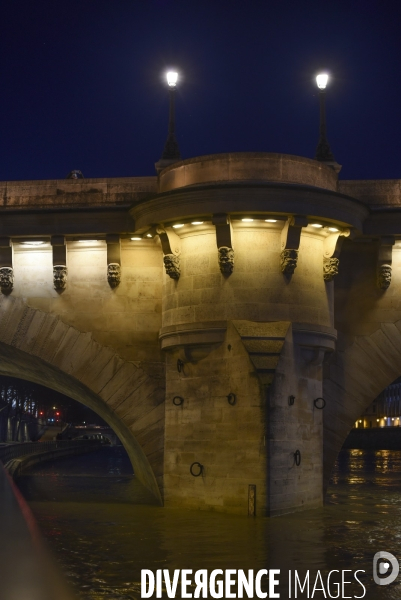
13, 240, 163, 371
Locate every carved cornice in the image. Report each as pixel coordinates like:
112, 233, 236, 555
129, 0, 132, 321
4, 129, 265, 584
159, 321, 227, 361
131, 183, 368, 233
0, 209, 135, 238
364, 211, 401, 237
292, 323, 337, 366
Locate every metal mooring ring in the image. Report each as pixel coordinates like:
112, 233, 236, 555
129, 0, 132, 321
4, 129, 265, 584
177, 359, 184, 373
314, 397, 326, 410
294, 450, 301, 467
288, 395, 295, 406
173, 396, 184, 406
227, 393, 237, 406
190, 462, 204, 477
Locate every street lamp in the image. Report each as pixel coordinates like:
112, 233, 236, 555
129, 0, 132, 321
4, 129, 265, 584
155, 70, 182, 174
166, 71, 178, 88
314, 73, 340, 172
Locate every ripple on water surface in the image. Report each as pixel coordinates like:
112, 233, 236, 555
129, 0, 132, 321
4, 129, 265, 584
17, 448, 401, 599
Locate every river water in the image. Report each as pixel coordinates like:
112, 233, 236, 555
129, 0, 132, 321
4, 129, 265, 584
16, 447, 401, 599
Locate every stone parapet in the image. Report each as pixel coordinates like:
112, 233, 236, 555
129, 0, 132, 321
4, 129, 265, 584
339, 179, 401, 209
0, 176, 157, 211
158, 153, 339, 193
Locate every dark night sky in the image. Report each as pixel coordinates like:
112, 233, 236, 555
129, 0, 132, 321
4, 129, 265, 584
1, 0, 400, 182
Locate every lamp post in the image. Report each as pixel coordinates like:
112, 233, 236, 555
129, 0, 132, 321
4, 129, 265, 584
155, 70, 181, 174
314, 73, 341, 172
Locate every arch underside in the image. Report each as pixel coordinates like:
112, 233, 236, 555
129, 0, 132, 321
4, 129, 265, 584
0, 295, 165, 504
323, 321, 401, 491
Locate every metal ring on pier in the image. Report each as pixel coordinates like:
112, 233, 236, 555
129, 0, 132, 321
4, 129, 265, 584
177, 359, 184, 373
190, 462, 204, 477
227, 393, 237, 406
313, 397, 326, 410
173, 396, 184, 406
288, 395, 295, 406
294, 450, 301, 466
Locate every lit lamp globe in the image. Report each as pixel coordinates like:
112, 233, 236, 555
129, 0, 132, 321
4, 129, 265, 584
316, 73, 329, 90
166, 71, 178, 87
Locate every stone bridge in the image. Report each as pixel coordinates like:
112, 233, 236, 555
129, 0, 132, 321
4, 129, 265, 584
65, 426, 121, 446
1, 152, 401, 515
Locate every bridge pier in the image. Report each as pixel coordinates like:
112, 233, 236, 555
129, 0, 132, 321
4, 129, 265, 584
162, 321, 335, 515
267, 324, 335, 515
146, 154, 349, 515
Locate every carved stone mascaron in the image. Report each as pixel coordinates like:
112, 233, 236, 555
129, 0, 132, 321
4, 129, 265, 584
107, 263, 121, 288
164, 254, 181, 279
280, 249, 298, 274
218, 246, 234, 275
0, 267, 14, 293
377, 264, 392, 290
53, 265, 68, 291
323, 257, 340, 282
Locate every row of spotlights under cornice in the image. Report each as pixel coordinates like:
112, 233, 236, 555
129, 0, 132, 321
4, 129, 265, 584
239, 218, 340, 232
131, 220, 206, 240
20, 241, 46, 246
240, 218, 278, 223
310, 223, 340, 232
15, 238, 153, 245
172, 221, 204, 229
129, 218, 342, 240
13, 220, 340, 246
15, 237, 155, 244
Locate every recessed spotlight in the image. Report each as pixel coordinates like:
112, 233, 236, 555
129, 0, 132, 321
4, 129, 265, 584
130, 237, 142, 241
328, 226, 339, 232
311, 223, 323, 228
21, 241, 46, 246
265, 219, 277, 223
146, 234, 153, 238
191, 221, 204, 225
242, 218, 254, 222
172, 224, 184, 229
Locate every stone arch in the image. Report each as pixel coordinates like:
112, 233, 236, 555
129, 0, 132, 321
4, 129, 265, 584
323, 320, 401, 491
0, 295, 164, 504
